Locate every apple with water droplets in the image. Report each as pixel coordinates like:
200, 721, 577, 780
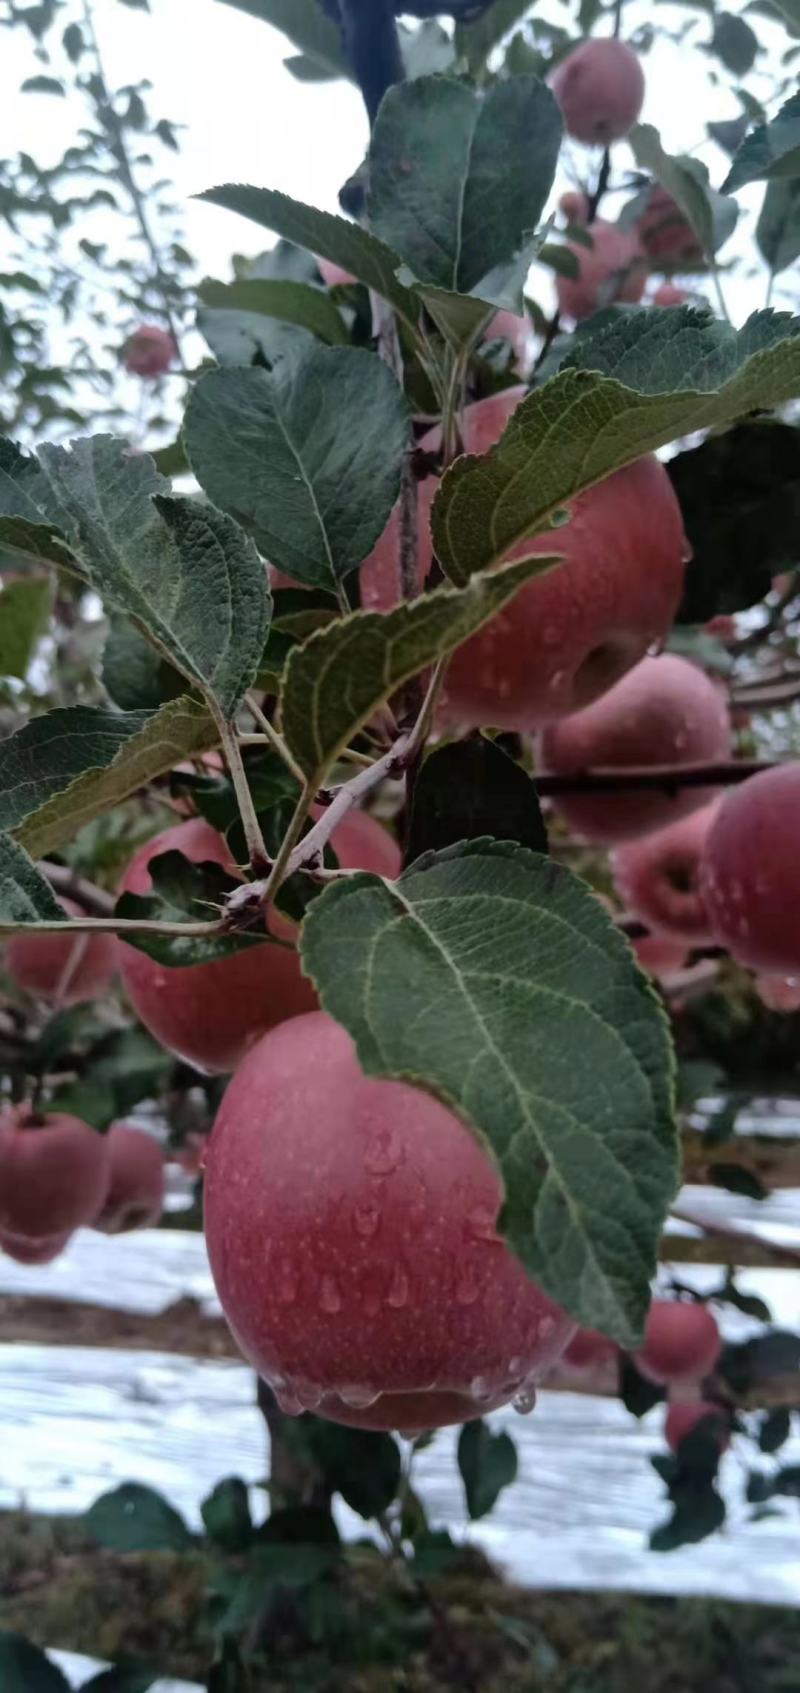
611, 799, 720, 943
0, 1107, 110, 1239
699, 764, 800, 974
550, 38, 645, 144
93, 1123, 165, 1234
203, 1010, 574, 1432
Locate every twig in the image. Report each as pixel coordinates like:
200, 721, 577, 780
244, 693, 307, 786
669, 1204, 800, 1268
42, 864, 114, 917
537, 757, 774, 796
0, 916, 224, 939
732, 677, 800, 710
212, 708, 270, 874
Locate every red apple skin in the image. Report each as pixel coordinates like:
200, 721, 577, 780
699, 765, 800, 974
556, 221, 647, 322
203, 1010, 574, 1433
550, 39, 645, 143
5, 897, 118, 1008
0, 1107, 110, 1238
317, 258, 356, 288
665, 1399, 729, 1454
93, 1123, 165, 1234
754, 974, 800, 1013
124, 324, 178, 377
119, 814, 399, 1074
538, 655, 731, 844
637, 186, 703, 268
563, 1327, 619, 1371
652, 282, 688, 308
485, 309, 529, 369
635, 1300, 721, 1385
0, 1228, 72, 1264
559, 189, 590, 226
611, 799, 720, 944
361, 389, 688, 730
632, 931, 688, 978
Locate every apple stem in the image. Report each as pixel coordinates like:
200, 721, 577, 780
212, 709, 271, 875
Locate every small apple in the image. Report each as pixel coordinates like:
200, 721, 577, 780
611, 799, 720, 943
5, 896, 118, 1008
124, 324, 178, 378
317, 258, 356, 288
93, 1123, 165, 1234
699, 765, 800, 974
549, 39, 645, 144
635, 1299, 721, 1385
204, 1010, 574, 1432
637, 185, 703, 269
665, 1398, 730, 1453
538, 654, 731, 844
556, 220, 647, 321
0, 1107, 110, 1239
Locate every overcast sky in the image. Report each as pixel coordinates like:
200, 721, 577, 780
0, 0, 790, 341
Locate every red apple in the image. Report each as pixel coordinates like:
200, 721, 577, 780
484, 309, 529, 370
665, 1398, 729, 1453
538, 654, 731, 844
550, 38, 645, 143
361, 388, 688, 729
555, 220, 647, 321
637, 185, 703, 268
204, 1010, 574, 1433
0, 1227, 72, 1264
652, 282, 688, 308
611, 799, 720, 943
93, 1123, 165, 1234
700, 765, 800, 973
317, 258, 356, 288
632, 931, 689, 978
119, 812, 400, 1075
559, 189, 590, 226
563, 1327, 619, 1371
634, 1299, 721, 1385
5, 896, 118, 1008
124, 324, 178, 377
0, 1107, 110, 1238
754, 974, 800, 1013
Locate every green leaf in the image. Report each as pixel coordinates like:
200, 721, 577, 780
21, 74, 65, 94
454, 0, 533, 69
400, 17, 455, 78
710, 12, 759, 75
758, 1407, 792, 1454
756, 177, 800, 274
630, 124, 738, 256
281, 554, 557, 785
0, 834, 64, 928
197, 185, 419, 336
184, 349, 409, 591
0, 439, 269, 716
723, 91, 800, 193
0, 705, 155, 835
669, 421, 800, 620
206, 1638, 249, 1693
216, 0, 350, 80
0, 1634, 69, 1692
62, 20, 84, 60
12, 696, 219, 863
0, 574, 51, 678
85, 1483, 193, 1552
458, 1419, 518, 1520
301, 842, 677, 1343
368, 75, 561, 308
432, 307, 800, 583
80, 1668, 156, 1692
300, 1424, 401, 1520
650, 1484, 726, 1552
406, 737, 547, 863
103, 616, 184, 710
115, 849, 267, 966
201, 1477, 253, 1551
197, 277, 347, 345
767, 0, 800, 31
284, 51, 339, 81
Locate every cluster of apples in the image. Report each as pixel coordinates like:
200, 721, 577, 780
0, 1112, 164, 1264
564, 1300, 730, 1456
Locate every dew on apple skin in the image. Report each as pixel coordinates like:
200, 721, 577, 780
274, 1385, 304, 1416
512, 1383, 537, 1415
386, 1265, 409, 1308
339, 1384, 381, 1409
467, 1202, 496, 1242
293, 1378, 323, 1410
365, 1125, 403, 1177
469, 1374, 493, 1401
353, 1200, 380, 1238
320, 1273, 342, 1314
456, 1265, 480, 1305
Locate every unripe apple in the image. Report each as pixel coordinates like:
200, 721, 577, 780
665, 1398, 729, 1454
538, 654, 731, 844
652, 282, 688, 308
5, 896, 118, 1007
119, 813, 400, 1074
204, 1010, 574, 1432
632, 932, 689, 978
549, 38, 645, 143
634, 1299, 721, 1385
754, 974, 800, 1013
556, 221, 647, 321
699, 765, 800, 973
93, 1123, 165, 1234
559, 189, 590, 226
637, 185, 703, 268
123, 324, 178, 378
0, 1107, 110, 1239
0, 1227, 72, 1264
361, 388, 688, 730
611, 799, 719, 943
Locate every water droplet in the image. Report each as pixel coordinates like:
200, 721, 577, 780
469, 1374, 493, 1402
364, 1286, 381, 1318
277, 1265, 297, 1306
497, 676, 511, 700
507, 1355, 522, 1377
386, 1265, 409, 1309
274, 1386, 303, 1416
548, 668, 566, 692
320, 1273, 341, 1314
467, 1202, 497, 1243
365, 1125, 404, 1177
353, 1201, 379, 1239
456, 1265, 480, 1305
539, 1315, 557, 1340
339, 1384, 380, 1409
293, 1378, 323, 1410
512, 1384, 537, 1415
